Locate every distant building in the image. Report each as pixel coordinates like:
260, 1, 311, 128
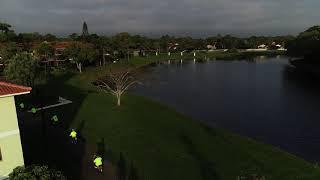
133, 48, 148, 57
278, 47, 287, 51
82, 21, 89, 37
0, 82, 31, 178
258, 44, 267, 49
133, 50, 140, 57
207, 44, 217, 50
54, 41, 71, 60
168, 43, 179, 51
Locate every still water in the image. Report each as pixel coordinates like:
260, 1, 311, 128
133, 56, 320, 162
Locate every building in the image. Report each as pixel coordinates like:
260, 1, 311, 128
168, 43, 179, 51
133, 48, 147, 57
258, 44, 267, 49
54, 41, 70, 58
52, 41, 74, 63
207, 44, 217, 50
0, 82, 32, 178
133, 50, 140, 57
82, 21, 89, 37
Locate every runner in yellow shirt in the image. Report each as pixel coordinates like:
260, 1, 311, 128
93, 155, 103, 172
69, 129, 77, 144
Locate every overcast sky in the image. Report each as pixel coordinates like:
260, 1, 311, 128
0, 0, 319, 37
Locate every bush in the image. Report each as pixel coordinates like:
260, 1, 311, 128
4, 52, 39, 86
9, 165, 66, 180
287, 25, 320, 60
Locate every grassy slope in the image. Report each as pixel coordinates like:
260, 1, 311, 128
38, 54, 320, 180
72, 93, 320, 180
124, 50, 286, 64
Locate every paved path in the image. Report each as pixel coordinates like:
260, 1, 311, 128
81, 144, 117, 180
18, 110, 117, 180
27, 97, 72, 112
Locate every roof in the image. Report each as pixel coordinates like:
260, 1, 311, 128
0, 82, 32, 98
54, 42, 72, 49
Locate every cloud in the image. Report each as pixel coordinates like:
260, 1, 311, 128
0, 0, 319, 37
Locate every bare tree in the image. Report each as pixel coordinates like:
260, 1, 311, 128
97, 67, 140, 106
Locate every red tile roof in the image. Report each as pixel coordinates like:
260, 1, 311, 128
54, 42, 71, 49
0, 82, 32, 97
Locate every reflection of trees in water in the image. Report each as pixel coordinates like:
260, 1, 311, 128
149, 56, 282, 65
282, 65, 320, 95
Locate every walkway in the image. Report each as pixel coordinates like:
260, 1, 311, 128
27, 97, 72, 112
19, 107, 117, 180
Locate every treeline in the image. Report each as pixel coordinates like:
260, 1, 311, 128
0, 22, 295, 53
287, 25, 320, 61
1, 21, 317, 85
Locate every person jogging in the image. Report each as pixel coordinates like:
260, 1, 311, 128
93, 155, 103, 172
31, 107, 37, 114
51, 115, 59, 125
19, 102, 25, 109
69, 129, 77, 144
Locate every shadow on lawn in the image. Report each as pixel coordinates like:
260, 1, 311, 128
17, 72, 90, 179
180, 134, 220, 180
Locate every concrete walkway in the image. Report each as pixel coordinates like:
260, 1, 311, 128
19, 108, 117, 180
27, 97, 72, 112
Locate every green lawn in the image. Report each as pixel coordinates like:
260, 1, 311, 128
123, 50, 286, 65
71, 93, 320, 180
33, 55, 320, 180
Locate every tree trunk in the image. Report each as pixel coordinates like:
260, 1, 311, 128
117, 94, 121, 106
76, 62, 82, 73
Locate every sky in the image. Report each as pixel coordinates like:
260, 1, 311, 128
0, 0, 319, 37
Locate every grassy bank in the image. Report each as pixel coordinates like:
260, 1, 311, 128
72, 93, 320, 180
26, 61, 320, 180
123, 50, 286, 65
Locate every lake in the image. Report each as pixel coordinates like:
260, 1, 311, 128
133, 56, 320, 162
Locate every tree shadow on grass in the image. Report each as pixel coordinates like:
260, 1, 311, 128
18, 72, 90, 180
115, 152, 140, 180
180, 134, 220, 180
96, 138, 105, 159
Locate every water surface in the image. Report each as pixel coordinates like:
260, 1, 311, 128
133, 56, 320, 162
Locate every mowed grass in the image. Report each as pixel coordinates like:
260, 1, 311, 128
71, 92, 320, 180
38, 57, 320, 180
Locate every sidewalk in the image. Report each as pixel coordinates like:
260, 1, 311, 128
18, 110, 116, 180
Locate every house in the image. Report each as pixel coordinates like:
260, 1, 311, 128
133, 48, 147, 57
133, 50, 140, 57
54, 42, 70, 53
258, 44, 267, 49
0, 82, 31, 178
54, 41, 71, 60
207, 44, 217, 50
168, 43, 179, 51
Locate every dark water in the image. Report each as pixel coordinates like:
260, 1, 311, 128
133, 56, 320, 162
